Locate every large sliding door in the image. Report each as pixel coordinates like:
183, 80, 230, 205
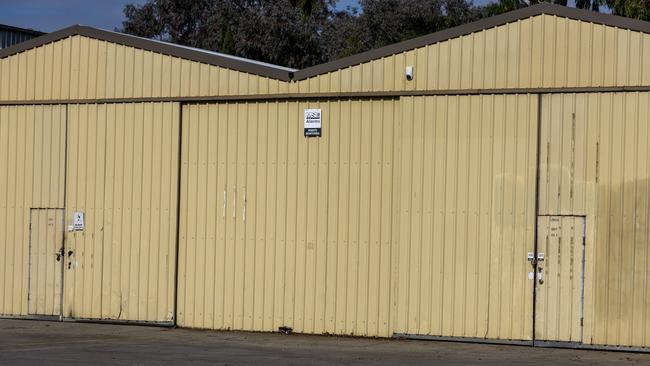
0, 105, 66, 318
63, 102, 180, 324
538, 93, 650, 348
393, 94, 538, 341
178, 100, 399, 337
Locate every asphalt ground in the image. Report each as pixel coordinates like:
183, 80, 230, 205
1, 319, 650, 365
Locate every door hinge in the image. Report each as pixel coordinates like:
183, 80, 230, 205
580, 318, 584, 327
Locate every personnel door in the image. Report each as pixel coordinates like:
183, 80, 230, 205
28, 209, 65, 317
534, 216, 586, 342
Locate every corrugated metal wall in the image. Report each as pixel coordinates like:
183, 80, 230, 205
0, 28, 39, 50
293, 14, 650, 93
0, 8, 648, 351
5, 14, 650, 102
0, 35, 290, 102
394, 94, 537, 340
540, 92, 650, 348
178, 99, 399, 336
63, 102, 180, 322
0, 105, 66, 316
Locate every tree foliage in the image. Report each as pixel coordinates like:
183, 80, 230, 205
121, 0, 333, 68
120, 0, 650, 69
605, 0, 650, 21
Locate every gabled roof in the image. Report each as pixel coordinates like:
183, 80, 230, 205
1, 3, 650, 82
0, 25, 296, 81
292, 3, 650, 80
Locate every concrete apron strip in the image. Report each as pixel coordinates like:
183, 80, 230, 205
394, 333, 650, 354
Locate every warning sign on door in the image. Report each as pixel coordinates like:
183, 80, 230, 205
73, 211, 85, 231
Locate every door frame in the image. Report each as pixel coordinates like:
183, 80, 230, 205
533, 215, 586, 344
60, 103, 179, 326
27, 207, 66, 320
532, 93, 587, 346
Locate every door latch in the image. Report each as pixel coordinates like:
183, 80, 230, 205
55, 247, 65, 262
527, 252, 536, 266
67, 250, 75, 269
528, 252, 545, 266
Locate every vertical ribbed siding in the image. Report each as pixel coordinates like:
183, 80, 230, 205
3, 15, 650, 102
178, 99, 398, 337
0, 35, 290, 102
0, 29, 38, 50
538, 93, 594, 216
0, 105, 66, 317
293, 14, 650, 93
542, 92, 650, 348
64, 102, 179, 322
394, 94, 537, 340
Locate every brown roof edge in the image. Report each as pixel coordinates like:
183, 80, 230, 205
293, 3, 650, 81
0, 25, 294, 81
0, 24, 46, 37
0, 25, 78, 58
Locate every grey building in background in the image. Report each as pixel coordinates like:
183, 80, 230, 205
0, 24, 44, 49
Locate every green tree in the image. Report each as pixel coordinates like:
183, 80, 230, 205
483, 0, 606, 15
120, 0, 334, 68
121, 0, 650, 68
322, 0, 480, 61
605, 0, 650, 20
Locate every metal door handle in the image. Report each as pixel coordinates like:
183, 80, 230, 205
67, 250, 75, 270
55, 247, 64, 262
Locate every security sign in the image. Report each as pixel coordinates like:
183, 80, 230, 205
73, 211, 85, 231
304, 109, 322, 137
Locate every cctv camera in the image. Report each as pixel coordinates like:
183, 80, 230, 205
405, 66, 414, 81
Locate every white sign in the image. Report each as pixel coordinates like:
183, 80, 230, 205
73, 211, 85, 231
304, 109, 322, 137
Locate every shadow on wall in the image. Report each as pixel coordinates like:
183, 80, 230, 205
591, 177, 650, 347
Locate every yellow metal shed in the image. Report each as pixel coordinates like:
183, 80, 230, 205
0, 2, 649, 351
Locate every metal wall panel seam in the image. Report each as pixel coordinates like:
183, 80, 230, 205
532, 94, 543, 343
60, 104, 68, 320
532, 91, 542, 352
172, 102, 183, 325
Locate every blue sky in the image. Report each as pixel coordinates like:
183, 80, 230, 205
0, 0, 497, 33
